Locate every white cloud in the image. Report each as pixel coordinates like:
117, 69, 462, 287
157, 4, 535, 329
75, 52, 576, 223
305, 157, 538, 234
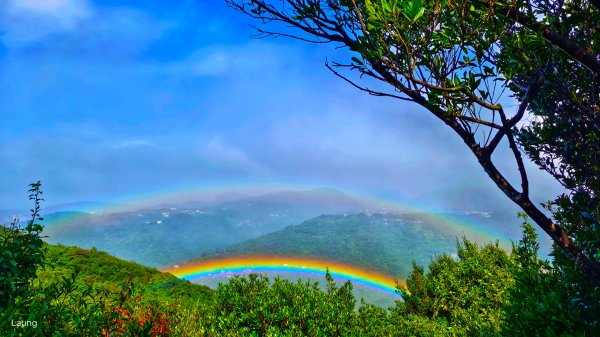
1, 0, 91, 44
166, 42, 292, 77
190, 50, 230, 76
12, 0, 85, 14
199, 137, 271, 175
108, 139, 155, 149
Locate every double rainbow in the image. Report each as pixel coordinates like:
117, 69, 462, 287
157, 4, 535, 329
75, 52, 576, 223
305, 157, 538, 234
165, 255, 404, 297
43, 183, 512, 298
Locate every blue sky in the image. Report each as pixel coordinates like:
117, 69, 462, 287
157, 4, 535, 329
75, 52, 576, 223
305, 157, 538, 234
0, 0, 562, 212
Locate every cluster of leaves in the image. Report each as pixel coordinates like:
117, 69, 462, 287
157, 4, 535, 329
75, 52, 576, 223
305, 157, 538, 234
0, 182, 45, 310
97, 288, 179, 337
395, 241, 513, 336
209, 273, 358, 336
1, 275, 183, 337
503, 221, 590, 336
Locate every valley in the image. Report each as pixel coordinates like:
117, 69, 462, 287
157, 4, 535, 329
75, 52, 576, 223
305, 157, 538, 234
35, 188, 522, 307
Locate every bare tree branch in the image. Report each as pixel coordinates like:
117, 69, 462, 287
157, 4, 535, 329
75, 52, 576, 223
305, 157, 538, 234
325, 62, 416, 102
486, 76, 544, 153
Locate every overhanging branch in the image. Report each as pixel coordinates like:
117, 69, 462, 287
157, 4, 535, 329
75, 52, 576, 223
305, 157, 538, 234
325, 62, 415, 102
494, 2, 600, 74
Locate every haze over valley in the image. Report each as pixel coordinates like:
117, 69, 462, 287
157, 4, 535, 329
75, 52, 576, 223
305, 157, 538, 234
31, 187, 533, 306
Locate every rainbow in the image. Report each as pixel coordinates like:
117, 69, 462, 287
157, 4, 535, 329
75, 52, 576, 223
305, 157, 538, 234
164, 255, 404, 297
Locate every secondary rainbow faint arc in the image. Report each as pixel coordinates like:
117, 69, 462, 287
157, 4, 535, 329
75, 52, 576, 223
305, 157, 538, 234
42, 183, 508, 246
165, 255, 405, 297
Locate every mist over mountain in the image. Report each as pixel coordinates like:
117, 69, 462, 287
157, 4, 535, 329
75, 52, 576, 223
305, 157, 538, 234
41, 188, 371, 267
43, 201, 115, 214
40, 187, 526, 276
27, 186, 533, 311
214, 212, 499, 278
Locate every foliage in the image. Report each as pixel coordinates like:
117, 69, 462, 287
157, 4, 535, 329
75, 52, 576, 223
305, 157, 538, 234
0, 241, 214, 335
208, 272, 359, 336
502, 216, 600, 336
37, 244, 213, 307
1, 273, 186, 337
509, 6, 600, 327
393, 239, 513, 336
0, 184, 212, 336
194, 228, 596, 337
507, 0, 600, 275
0, 182, 45, 310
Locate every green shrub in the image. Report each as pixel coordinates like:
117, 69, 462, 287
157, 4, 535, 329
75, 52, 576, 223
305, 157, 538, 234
0, 182, 45, 310
502, 217, 600, 337
208, 272, 359, 336
393, 238, 513, 337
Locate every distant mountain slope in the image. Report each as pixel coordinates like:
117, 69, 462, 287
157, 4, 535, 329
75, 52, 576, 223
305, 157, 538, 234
42, 189, 369, 267
219, 213, 469, 278
40, 243, 213, 306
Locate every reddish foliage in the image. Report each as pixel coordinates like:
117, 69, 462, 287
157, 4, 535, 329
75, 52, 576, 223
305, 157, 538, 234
102, 294, 174, 337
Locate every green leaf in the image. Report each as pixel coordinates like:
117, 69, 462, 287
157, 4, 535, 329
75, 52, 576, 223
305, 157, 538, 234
351, 56, 364, 65
410, 0, 425, 21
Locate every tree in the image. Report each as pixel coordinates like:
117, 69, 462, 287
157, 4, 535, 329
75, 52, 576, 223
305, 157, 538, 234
225, 0, 600, 282
502, 218, 599, 336
395, 239, 512, 336
211, 272, 359, 336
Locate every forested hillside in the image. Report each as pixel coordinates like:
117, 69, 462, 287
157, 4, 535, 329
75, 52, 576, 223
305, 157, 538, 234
221, 213, 458, 277
42, 189, 369, 267
39, 244, 213, 307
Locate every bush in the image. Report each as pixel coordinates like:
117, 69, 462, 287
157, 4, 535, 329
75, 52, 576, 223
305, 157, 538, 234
0, 182, 45, 310
209, 272, 359, 336
392, 238, 513, 337
502, 217, 600, 337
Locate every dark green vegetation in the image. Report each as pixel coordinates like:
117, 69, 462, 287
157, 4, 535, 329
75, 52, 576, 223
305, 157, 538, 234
222, 213, 460, 277
2, 184, 599, 335
2, 243, 214, 336
39, 244, 213, 307
0, 183, 45, 311
1, 184, 214, 336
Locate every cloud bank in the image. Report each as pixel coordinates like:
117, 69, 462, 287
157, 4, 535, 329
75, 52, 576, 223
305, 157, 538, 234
0, 0, 563, 215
